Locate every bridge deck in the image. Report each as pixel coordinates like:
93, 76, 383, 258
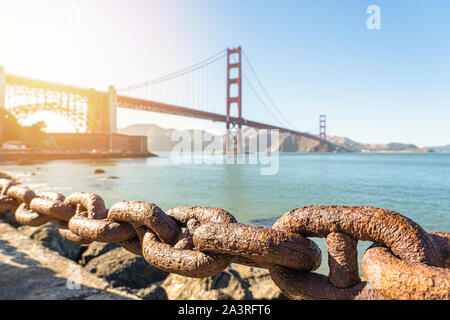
5, 73, 338, 148
117, 95, 322, 142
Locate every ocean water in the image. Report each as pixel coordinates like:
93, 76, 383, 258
1, 153, 449, 275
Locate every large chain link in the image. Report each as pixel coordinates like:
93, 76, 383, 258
0, 176, 448, 300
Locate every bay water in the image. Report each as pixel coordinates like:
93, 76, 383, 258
1, 153, 449, 275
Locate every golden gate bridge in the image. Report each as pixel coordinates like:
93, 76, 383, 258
0, 47, 334, 153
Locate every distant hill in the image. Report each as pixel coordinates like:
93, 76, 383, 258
327, 136, 435, 153
119, 123, 444, 153
118, 124, 217, 152
431, 144, 450, 153
119, 124, 348, 153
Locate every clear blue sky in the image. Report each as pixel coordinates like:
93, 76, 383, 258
0, 0, 449, 146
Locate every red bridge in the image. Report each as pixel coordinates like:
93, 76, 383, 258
0, 47, 337, 152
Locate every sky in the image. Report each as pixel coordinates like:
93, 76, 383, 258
0, 0, 449, 147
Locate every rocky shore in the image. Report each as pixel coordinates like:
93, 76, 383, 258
0, 214, 285, 300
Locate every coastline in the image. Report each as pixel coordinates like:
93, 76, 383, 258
0, 150, 158, 163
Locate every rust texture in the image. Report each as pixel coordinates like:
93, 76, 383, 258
173, 236, 194, 250
272, 205, 444, 267
0, 195, 19, 211
186, 219, 201, 234
65, 192, 107, 219
14, 192, 68, 227
362, 244, 450, 300
142, 230, 231, 278
173, 225, 195, 250
14, 202, 52, 226
56, 220, 92, 244
166, 206, 237, 225
29, 197, 75, 222
193, 222, 322, 271
6, 186, 37, 206
269, 265, 384, 300
429, 231, 450, 268
68, 213, 136, 242
327, 232, 360, 288
108, 201, 180, 245
119, 236, 144, 256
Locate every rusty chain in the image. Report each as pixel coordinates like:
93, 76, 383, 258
0, 175, 448, 300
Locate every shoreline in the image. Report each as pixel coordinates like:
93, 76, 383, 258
0, 150, 158, 163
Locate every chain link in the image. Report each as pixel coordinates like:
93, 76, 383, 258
0, 176, 448, 300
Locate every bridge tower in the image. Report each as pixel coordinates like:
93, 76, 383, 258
319, 114, 327, 152
108, 85, 117, 134
0, 66, 5, 145
226, 47, 242, 153
86, 86, 117, 135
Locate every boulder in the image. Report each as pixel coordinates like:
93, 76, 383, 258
231, 264, 286, 300
0, 210, 21, 228
128, 284, 168, 300
18, 221, 81, 261
84, 247, 169, 289
159, 264, 285, 300
93, 169, 105, 174
79, 242, 120, 265
0, 221, 139, 300
0, 172, 14, 180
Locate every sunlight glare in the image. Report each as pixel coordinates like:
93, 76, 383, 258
21, 111, 77, 133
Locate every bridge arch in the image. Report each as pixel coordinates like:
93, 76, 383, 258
18, 109, 80, 133
9, 102, 86, 132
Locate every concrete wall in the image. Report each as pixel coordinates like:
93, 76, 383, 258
48, 133, 148, 153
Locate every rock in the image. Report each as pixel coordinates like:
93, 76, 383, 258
129, 284, 168, 300
160, 264, 286, 300
231, 264, 286, 300
0, 210, 21, 228
0, 172, 19, 183
0, 221, 139, 300
18, 221, 81, 261
84, 247, 169, 289
93, 169, 105, 174
80, 242, 120, 265
0, 172, 14, 180
106, 176, 119, 179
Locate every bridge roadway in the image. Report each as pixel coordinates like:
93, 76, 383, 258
117, 95, 323, 142
5, 73, 341, 148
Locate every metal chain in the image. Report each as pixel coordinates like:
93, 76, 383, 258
0, 176, 448, 300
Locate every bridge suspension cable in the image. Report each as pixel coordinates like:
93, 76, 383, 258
242, 72, 290, 129
117, 49, 227, 92
241, 49, 298, 131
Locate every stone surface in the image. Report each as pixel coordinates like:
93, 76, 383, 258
130, 284, 168, 300
159, 264, 285, 300
18, 221, 81, 261
0, 221, 139, 300
84, 247, 169, 288
0, 210, 21, 228
79, 241, 120, 265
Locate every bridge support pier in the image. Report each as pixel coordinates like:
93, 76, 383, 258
108, 85, 117, 134
319, 114, 327, 152
0, 66, 6, 145
87, 86, 117, 135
